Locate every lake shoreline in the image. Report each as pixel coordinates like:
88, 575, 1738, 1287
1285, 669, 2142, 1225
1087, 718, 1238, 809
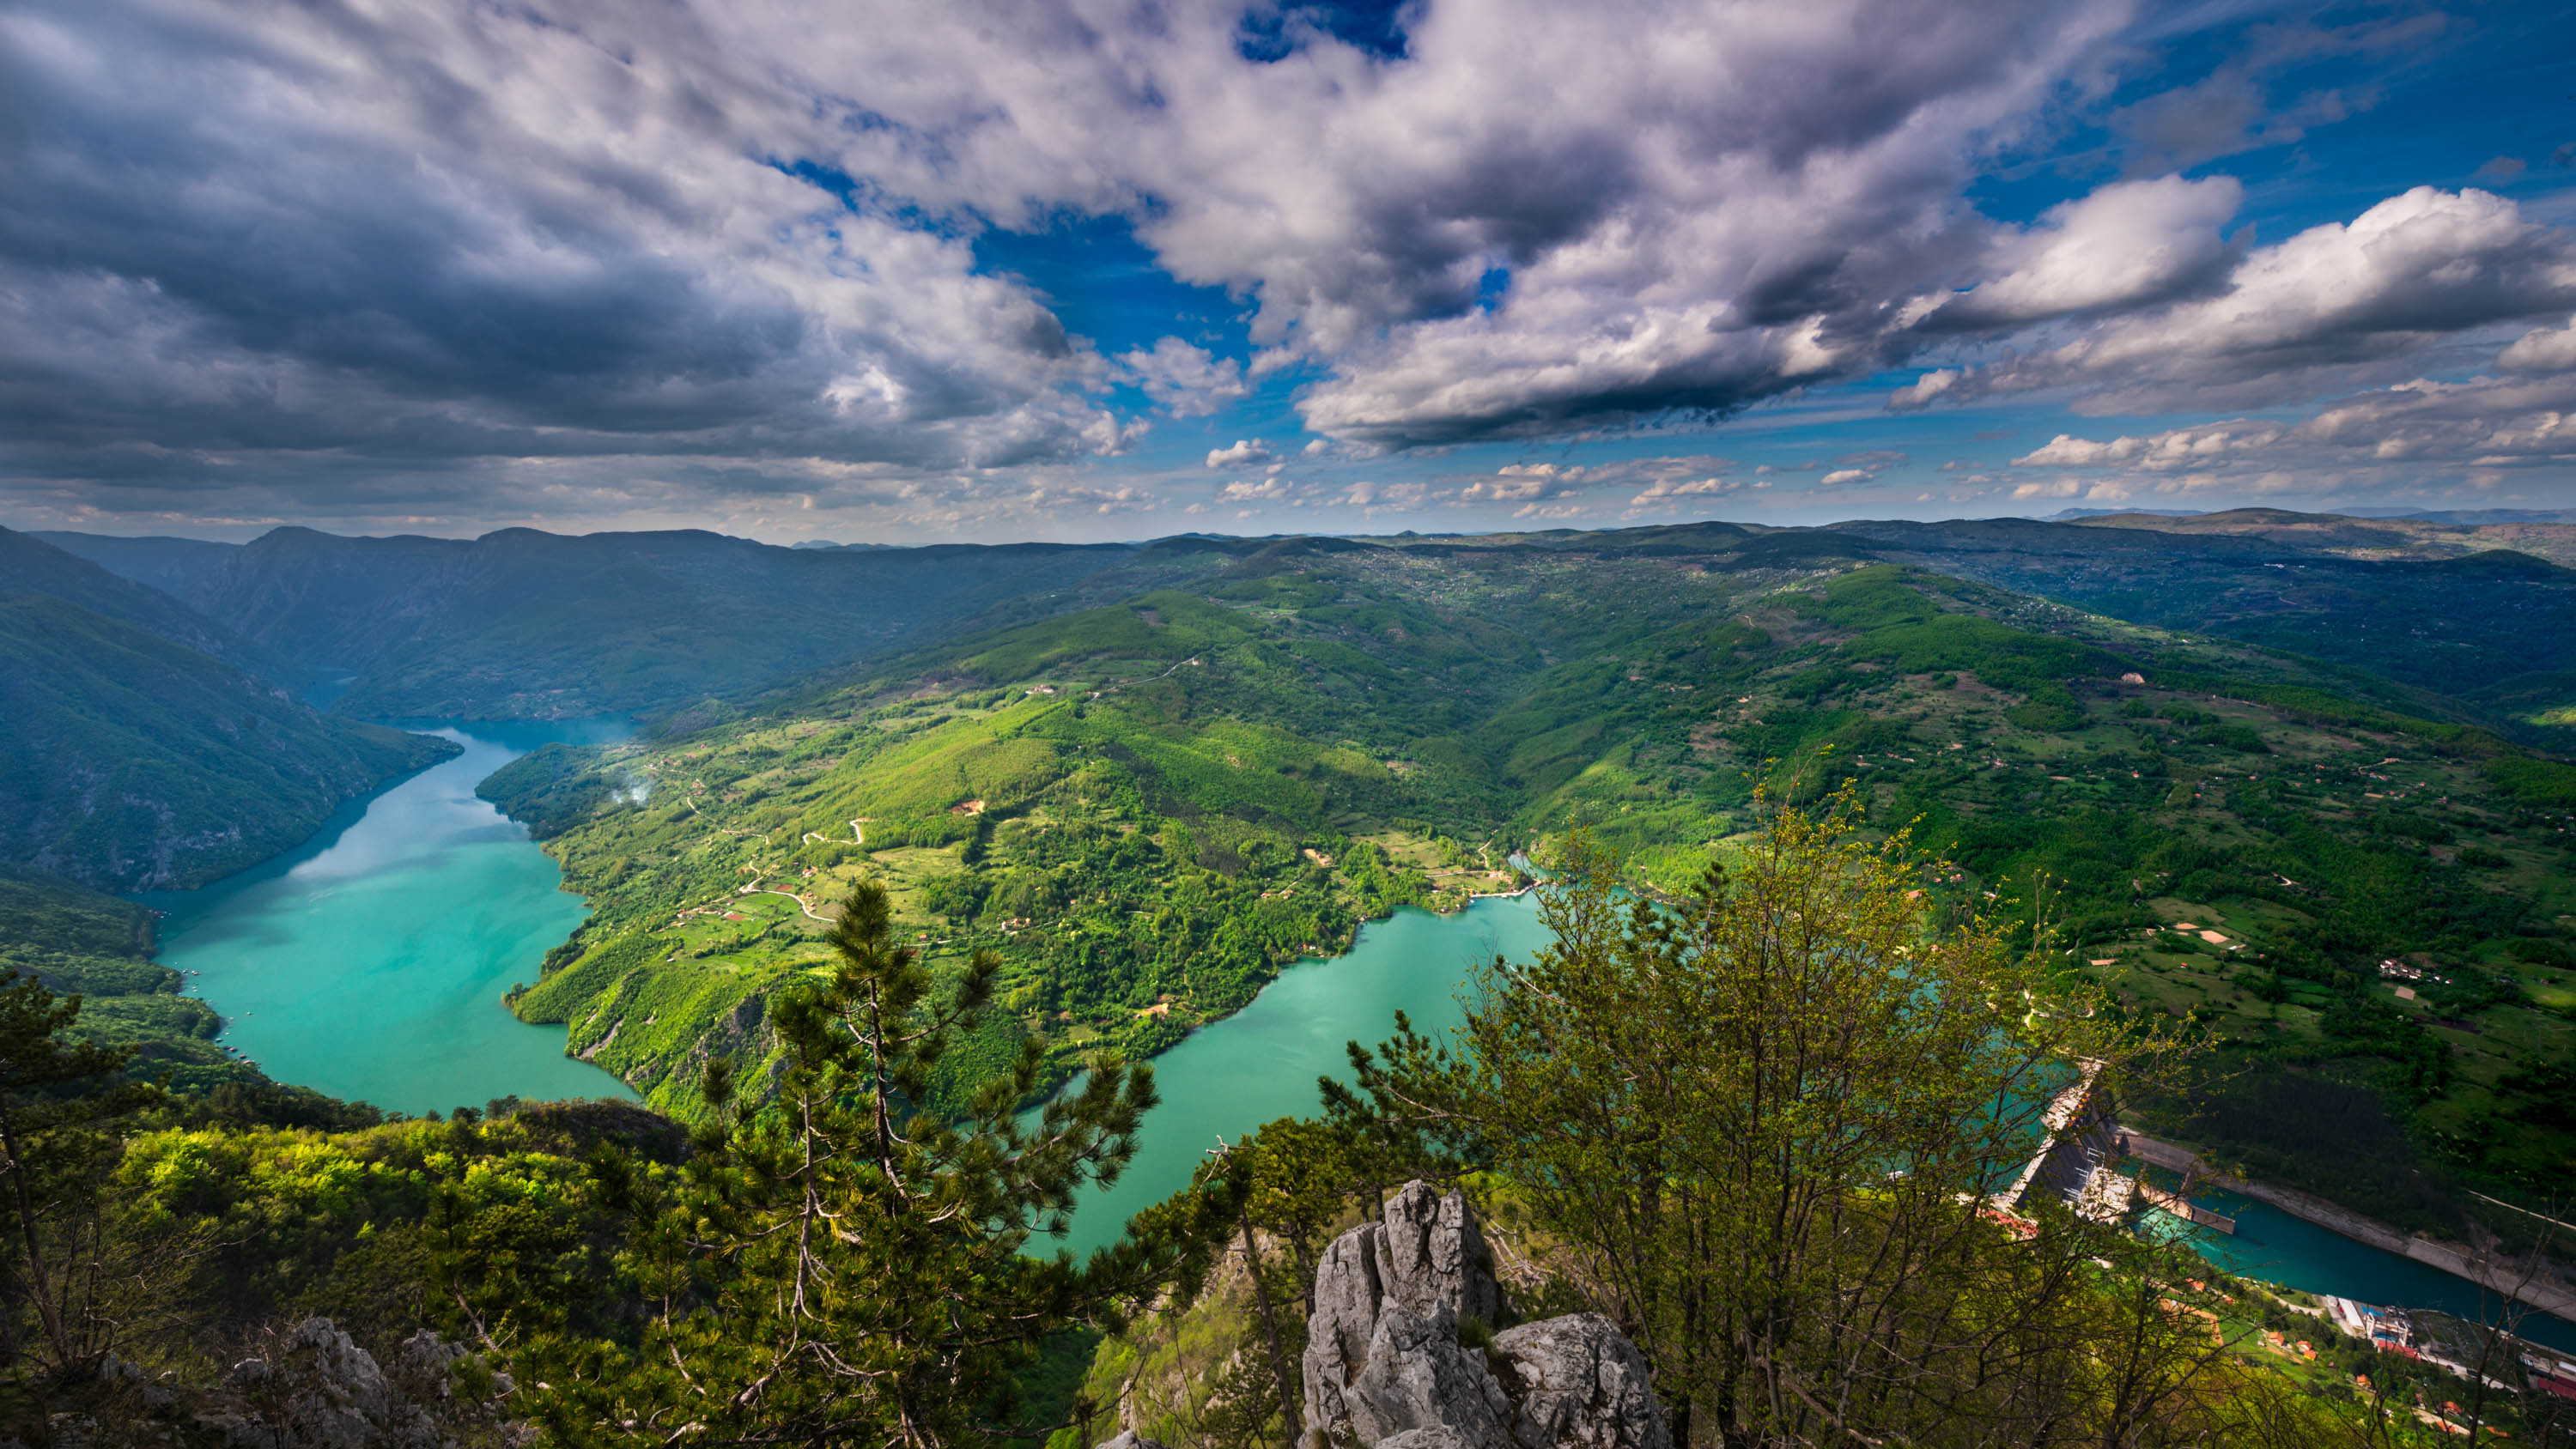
2123, 1130, 2576, 1324
143, 720, 641, 1115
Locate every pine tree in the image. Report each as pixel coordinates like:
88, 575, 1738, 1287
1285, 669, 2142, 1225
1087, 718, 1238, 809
530, 880, 1227, 1448
0, 968, 143, 1375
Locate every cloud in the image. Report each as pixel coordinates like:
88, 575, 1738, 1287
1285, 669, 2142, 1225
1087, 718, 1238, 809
1912, 188, 2576, 413
1917, 176, 2243, 330
1340, 480, 1431, 512
0, 0, 1150, 530
1462, 463, 1587, 504
1206, 439, 1275, 468
1833, 449, 1910, 470
2013, 425, 2287, 471
1456, 452, 1747, 507
2010, 478, 2086, 500
1997, 367, 2576, 504
1888, 370, 1961, 409
1819, 470, 1874, 487
2099, 15, 2433, 177
1122, 338, 1251, 417
2500, 316, 2576, 373
1629, 475, 1748, 506
8, 0, 2569, 534
1126, 0, 2143, 446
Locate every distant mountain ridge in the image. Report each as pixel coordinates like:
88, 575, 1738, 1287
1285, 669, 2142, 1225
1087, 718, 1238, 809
42, 525, 1145, 720
38, 507, 2576, 740
2, 525, 295, 681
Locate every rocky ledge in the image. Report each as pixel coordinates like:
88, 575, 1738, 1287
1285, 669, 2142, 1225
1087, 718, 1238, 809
1298, 1180, 1668, 1449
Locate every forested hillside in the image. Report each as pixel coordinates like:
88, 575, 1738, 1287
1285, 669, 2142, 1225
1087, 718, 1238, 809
3, 517, 2574, 1446
51, 509, 2576, 731
0, 594, 456, 889
1839, 514, 2576, 725
0, 525, 293, 681
479, 531, 2576, 1236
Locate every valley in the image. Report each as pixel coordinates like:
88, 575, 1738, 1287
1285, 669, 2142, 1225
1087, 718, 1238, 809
460, 531, 2576, 1241
6, 509, 2576, 1443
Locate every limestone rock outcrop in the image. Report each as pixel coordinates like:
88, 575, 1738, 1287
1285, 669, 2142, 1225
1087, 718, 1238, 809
211, 1317, 517, 1449
42, 1318, 515, 1449
1301, 1182, 1669, 1449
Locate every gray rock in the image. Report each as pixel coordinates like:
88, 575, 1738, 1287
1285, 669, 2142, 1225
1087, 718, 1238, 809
1094, 1434, 1170, 1449
1301, 1182, 1668, 1449
1377, 1179, 1505, 1330
209, 1318, 506, 1449
1492, 1315, 1670, 1449
1341, 1303, 1514, 1447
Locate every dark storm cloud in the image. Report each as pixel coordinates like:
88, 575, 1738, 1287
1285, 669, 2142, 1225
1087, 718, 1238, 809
0, 0, 1125, 520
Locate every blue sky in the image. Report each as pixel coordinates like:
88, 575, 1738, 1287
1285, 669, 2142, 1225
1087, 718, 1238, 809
2, 0, 2572, 542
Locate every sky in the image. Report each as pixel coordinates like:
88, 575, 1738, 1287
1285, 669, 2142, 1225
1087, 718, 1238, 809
2, 0, 2573, 544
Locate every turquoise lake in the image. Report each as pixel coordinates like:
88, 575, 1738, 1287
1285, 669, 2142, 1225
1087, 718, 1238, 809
1041, 891, 1555, 1257
140, 720, 639, 1115
2147, 1177, 2576, 1353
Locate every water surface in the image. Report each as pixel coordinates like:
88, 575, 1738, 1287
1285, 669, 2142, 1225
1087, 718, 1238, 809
141, 720, 639, 1115
1044, 892, 1551, 1255
2145, 1176, 2576, 1352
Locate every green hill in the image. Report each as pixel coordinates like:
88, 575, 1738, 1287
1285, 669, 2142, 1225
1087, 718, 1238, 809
0, 866, 257, 1092
0, 525, 295, 682
0, 595, 456, 889
478, 537, 2573, 1228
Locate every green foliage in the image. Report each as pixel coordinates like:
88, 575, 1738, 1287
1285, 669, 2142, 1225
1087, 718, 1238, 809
2487, 754, 2576, 804
0, 870, 266, 1094
522, 880, 1228, 1447
0, 966, 154, 1381
1326, 815, 2350, 1448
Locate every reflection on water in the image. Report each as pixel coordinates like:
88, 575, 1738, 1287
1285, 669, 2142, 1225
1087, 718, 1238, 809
138, 719, 639, 1116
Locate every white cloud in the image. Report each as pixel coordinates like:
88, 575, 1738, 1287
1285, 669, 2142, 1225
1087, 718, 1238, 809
2500, 316, 2576, 373
1206, 439, 1274, 468
11, 0, 2573, 533
1462, 463, 1585, 503
1218, 476, 1291, 502
2010, 478, 2085, 499
1122, 339, 1251, 417
1923, 175, 2244, 329
2013, 425, 2287, 471
1820, 469, 1874, 487
1923, 189, 2576, 413
1995, 366, 2576, 506
1628, 475, 1745, 506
